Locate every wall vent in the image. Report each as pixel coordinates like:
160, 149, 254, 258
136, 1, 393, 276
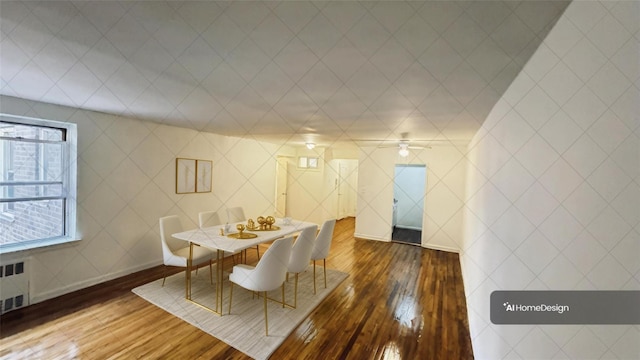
0, 259, 29, 315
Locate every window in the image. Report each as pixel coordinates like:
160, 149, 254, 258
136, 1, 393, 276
298, 156, 319, 169
0, 114, 77, 252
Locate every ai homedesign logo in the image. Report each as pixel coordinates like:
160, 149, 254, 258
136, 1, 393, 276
503, 301, 570, 314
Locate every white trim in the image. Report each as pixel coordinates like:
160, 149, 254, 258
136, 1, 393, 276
354, 232, 390, 242
0, 236, 81, 254
422, 243, 460, 253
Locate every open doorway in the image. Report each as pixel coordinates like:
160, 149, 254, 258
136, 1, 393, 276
336, 159, 358, 220
392, 164, 426, 246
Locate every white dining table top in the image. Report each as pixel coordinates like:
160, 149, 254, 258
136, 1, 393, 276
172, 218, 317, 253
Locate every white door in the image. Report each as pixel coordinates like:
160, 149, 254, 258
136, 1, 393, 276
337, 162, 348, 219
337, 160, 358, 219
275, 157, 288, 217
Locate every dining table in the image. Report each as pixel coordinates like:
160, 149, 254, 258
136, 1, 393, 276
172, 218, 317, 315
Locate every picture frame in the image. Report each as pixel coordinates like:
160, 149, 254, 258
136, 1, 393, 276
196, 160, 212, 193
176, 158, 196, 194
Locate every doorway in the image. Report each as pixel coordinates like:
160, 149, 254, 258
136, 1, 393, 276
336, 159, 358, 220
392, 164, 426, 246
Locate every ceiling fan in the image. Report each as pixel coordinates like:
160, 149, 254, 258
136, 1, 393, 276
352, 133, 433, 157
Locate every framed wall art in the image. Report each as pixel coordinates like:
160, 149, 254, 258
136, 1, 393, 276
176, 158, 196, 194
196, 160, 212, 193
176, 158, 213, 194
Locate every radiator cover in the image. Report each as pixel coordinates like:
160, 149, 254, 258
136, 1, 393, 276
0, 258, 29, 314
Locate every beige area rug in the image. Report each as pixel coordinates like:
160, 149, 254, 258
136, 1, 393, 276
133, 265, 348, 360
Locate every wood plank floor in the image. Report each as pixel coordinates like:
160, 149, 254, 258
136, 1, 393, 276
0, 217, 473, 359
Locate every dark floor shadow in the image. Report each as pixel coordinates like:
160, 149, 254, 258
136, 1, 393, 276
392, 226, 421, 246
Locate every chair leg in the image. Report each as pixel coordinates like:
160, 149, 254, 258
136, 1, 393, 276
294, 273, 299, 308
313, 260, 317, 294
228, 282, 234, 315
263, 291, 269, 336
282, 283, 285, 308
162, 266, 167, 287
323, 258, 327, 289
256, 245, 260, 260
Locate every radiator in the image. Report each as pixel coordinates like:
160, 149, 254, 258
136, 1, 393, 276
0, 258, 29, 314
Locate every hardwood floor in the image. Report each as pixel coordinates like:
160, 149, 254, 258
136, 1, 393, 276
0, 218, 473, 359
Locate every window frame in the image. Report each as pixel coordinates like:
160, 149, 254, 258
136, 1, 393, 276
298, 156, 319, 169
0, 114, 78, 253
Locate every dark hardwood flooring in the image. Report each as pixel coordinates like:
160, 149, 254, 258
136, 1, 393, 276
0, 217, 473, 359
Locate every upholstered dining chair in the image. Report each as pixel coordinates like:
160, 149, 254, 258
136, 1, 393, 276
286, 225, 318, 308
159, 215, 214, 286
226, 206, 260, 260
226, 206, 246, 223
228, 236, 294, 336
198, 210, 222, 228
198, 211, 237, 263
310, 219, 336, 294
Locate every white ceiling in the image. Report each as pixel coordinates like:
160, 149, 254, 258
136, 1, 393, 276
0, 0, 569, 148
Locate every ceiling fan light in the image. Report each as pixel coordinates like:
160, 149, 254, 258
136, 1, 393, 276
306, 142, 315, 149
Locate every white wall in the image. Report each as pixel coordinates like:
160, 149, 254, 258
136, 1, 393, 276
356, 145, 467, 252
285, 147, 326, 225
0, 95, 284, 303
461, 1, 639, 358
284, 148, 358, 225
394, 165, 426, 230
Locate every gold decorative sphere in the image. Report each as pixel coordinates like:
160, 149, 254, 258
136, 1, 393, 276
257, 216, 265, 225
266, 216, 275, 225
236, 224, 245, 232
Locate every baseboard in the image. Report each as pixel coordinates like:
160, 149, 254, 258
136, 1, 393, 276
354, 233, 390, 242
423, 243, 460, 253
31, 260, 162, 304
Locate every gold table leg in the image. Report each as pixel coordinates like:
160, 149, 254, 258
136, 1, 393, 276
216, 249, 223, 314
185, 245, 225, 316
186, 242, 193, 300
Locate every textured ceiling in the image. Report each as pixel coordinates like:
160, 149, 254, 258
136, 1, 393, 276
0, 1, 569, 148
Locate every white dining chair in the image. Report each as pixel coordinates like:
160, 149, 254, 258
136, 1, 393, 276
226, 206, 246, 223
228, 236, 294, 336
310, 219, 336, 294
198, 211, 237, 263
226, 206, 260, 260
286, 225, 318, 308
198, 210, 222, 228
159, 215, 214, 286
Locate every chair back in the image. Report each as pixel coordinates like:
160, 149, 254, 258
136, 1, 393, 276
251, 236, 294, 291
159, 215, 186, 263
288, 225, 318, 273
311, 219, 336, 260
199, 211, 222, 228
226, 207, 246, 223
